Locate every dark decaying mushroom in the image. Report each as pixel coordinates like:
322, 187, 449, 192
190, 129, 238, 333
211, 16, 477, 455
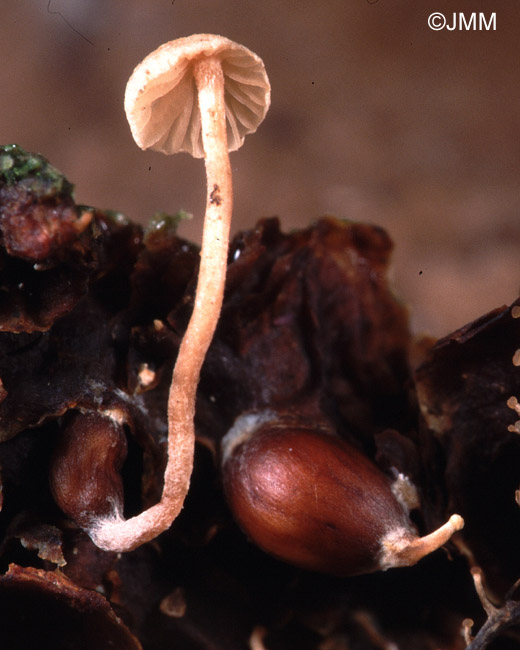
0, 564, 143, 650
1, 146, 519, 649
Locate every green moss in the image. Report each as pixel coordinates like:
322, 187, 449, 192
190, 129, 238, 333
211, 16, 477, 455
144, 210, 192, 240
0, 144, 74, 199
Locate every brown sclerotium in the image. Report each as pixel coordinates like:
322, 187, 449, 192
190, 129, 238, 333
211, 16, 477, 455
221, 411, 464, 576
50, 410, 127, 533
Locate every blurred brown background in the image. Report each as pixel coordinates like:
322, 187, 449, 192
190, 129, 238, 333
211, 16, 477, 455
1, 0, 519, 336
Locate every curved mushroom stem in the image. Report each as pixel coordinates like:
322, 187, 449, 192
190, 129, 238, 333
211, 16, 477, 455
379, 514, 464, 570
89, 57, 231, 552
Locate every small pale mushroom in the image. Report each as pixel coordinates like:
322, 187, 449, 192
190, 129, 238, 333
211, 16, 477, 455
87, 34, 270, 552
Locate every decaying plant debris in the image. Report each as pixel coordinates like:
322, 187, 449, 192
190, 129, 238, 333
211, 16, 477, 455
0, 145, 519, 649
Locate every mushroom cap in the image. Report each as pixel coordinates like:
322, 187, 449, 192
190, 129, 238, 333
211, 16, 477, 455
124, 34, 271, 158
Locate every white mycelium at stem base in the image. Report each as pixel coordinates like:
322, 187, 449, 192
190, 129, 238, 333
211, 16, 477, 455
89, 36, 269, 552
